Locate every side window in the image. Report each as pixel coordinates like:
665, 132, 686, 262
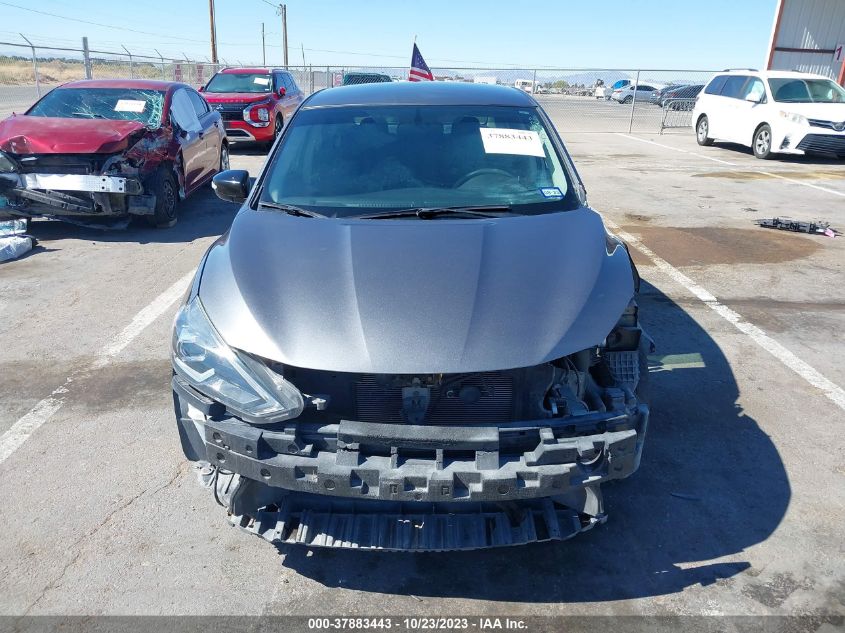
187, 90, 209, 117
704, 75, 728, 95
741, 78, 766, 103
720, 76, 749, 99
284, 73, 299, 92
273, 73, 285, 93
170, 89, 202, 132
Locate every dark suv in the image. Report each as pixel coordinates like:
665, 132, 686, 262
200, 68, 304, 146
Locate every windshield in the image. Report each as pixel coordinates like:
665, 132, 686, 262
205, 73, 272, 94
259, 104, 579, 218
27, 88, 165, 127
769, 78, 845, 103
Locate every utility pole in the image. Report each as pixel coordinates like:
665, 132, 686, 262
281, 4, 288, 68
261, 22, 266, 66
208, 0, 219, 64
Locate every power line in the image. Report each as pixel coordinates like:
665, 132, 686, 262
0, 1, 247, 46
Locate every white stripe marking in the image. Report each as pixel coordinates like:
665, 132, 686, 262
607, 219, 845, 412
0, 272, 193, 465
615, 133, 738, 165
757, 170, 845, 198
616, 133, 845, 197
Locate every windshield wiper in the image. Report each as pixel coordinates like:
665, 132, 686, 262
257, 201, 324, 218
357, 205, 515, 220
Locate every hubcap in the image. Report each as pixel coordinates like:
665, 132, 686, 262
162, 181, 176, 217
756, 130, 770, 154
221, 146, 229, 170
698, 120, 707, 140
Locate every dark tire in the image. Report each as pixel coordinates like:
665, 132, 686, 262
622, 96, 633, 104
753, 124, 773, 159
145, 166, 179, 228
696, 115, 714, 146
265, 116, 282, 150
219, 142, 230, 172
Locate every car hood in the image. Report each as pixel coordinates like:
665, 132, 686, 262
778, 102, 845, 121
198, 206, 635, 374
202, 93, 272, 104
0, 115, 147, 154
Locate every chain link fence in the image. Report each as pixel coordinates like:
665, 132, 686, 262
0, 40, 716, 135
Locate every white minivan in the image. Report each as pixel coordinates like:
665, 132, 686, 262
693, 70, 845, 159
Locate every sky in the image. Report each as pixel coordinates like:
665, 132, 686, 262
0, 0, 779, 70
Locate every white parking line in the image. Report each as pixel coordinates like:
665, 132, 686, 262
616, 133, 845, 198
0, 271, 194, 466
615, 133, 738, 166
607, 219, 845, 412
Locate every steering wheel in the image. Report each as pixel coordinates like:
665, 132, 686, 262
454, 168, 514, 188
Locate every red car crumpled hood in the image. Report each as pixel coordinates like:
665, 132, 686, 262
202, 92, 272, 104
0, 115, 147, 154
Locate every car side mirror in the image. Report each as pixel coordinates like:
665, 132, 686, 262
277, 87, 286, 97
212, 170, 250, 204
198, 86, 204, 92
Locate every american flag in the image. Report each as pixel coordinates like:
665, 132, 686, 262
409, 43, 434, 82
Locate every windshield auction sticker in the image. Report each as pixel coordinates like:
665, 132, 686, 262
479, 128, 545, 157
114, 99, 146, 113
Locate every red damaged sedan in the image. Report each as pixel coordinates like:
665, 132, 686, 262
0, 79, 228, 228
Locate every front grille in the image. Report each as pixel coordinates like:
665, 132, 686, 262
12, 154, 102, 175
211, 103, 247, 122
796, 133, 845, 156
808, 119, 845, 132
355, 373, 514, 424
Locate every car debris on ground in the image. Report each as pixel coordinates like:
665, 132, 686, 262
0, 218, 36, 262
755, 217, 837, 237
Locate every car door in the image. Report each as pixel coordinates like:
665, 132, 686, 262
187, 88, 222, 178
279, 72, 304, 120
716, 75, 751, 143
169, 88, 206, 193
735, 77, 768, 147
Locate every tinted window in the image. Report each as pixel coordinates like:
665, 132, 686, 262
638, 85, 656, 91
27, 87, 166, 127
769, 78, 845, 103
720, 76, 749, 99
187, 90, 209, 116
285, 73, 299, 92
260, 105, 579, 218
205, 72, 272, 94
704, 75, 728, 95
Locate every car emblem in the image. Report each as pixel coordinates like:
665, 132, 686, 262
214, 104, 223, 111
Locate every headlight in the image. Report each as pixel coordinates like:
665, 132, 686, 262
779, 111, 808, 126
172, 296, 304, 423
0, 151, 18, 173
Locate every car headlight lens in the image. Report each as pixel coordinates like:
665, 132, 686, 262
779, 111, 808, 126
172, 296, 304, 423
0, 151, 18, 173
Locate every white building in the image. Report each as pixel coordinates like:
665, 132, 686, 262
766, 0, 845, 84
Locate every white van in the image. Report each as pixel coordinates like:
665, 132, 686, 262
693, 70, 845, 159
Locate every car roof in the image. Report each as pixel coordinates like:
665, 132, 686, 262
715, 69, 832, 81
57, 79, 182, 91
304, 81, 537, 108
219, 67, 276, 74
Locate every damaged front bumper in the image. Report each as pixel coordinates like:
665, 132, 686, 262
0, 171, 155, 218
174, 374, 648, 551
